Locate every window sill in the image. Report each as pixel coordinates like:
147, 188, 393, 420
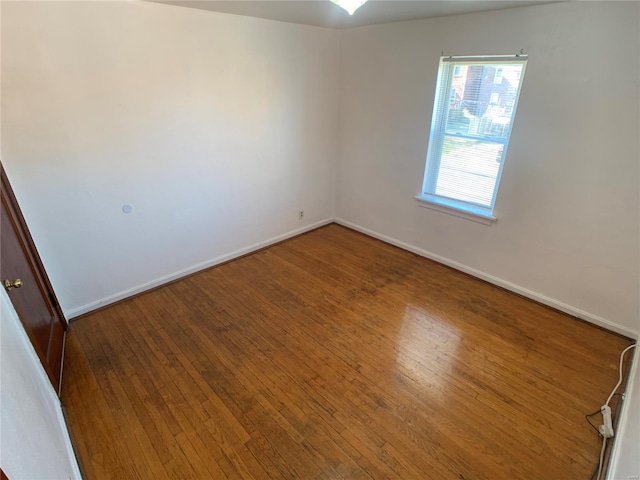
415, 195, 497, 225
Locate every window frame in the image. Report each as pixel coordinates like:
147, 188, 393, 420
418, 55, 528, 224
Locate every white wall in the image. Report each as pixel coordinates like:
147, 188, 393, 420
0, 290, 82, 479
1, 1, 339, 317
3, 1, 637, 335
1, 0, 638, 476
336, 1, 640, 337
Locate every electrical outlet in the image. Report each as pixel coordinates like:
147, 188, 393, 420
299, 210, 304, 220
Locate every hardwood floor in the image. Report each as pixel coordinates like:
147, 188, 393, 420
62, 224, 633, 479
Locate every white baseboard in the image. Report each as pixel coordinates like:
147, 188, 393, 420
66, 219, 333, 319
335, 218, 638, 339
68, 216, 638, 339
57, 397, 83, 480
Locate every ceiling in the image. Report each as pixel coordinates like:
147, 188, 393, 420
151, 0, 558, 29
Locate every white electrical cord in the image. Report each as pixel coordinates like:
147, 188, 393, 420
595, 437, 607, 480
592, 343, 637, 480
605, 344, 636, 407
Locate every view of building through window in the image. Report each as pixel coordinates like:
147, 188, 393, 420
423, 58, 526, 212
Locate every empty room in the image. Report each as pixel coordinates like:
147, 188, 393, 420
1, 0, 639, 479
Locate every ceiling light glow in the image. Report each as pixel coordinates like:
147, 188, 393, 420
330, 0, 368, 16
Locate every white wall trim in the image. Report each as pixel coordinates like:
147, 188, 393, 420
66, 218, 333, 319
415, 195, 497, 226
68, 215, 638, 340
57, 399, 83, 480
334, 218, 639, 339
607, 345, 640, 480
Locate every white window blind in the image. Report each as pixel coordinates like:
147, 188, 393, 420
421, 55, 527, 219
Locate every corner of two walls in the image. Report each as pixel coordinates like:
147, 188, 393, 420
3, 1, 639, 338
1, 1, 341, 318
0, 288, 82, 479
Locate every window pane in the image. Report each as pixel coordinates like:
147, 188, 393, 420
445, 64, 523, 139
435, 136, 503, 207
423, 57, 526, 213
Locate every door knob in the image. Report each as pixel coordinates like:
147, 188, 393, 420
4, 278, 23, 291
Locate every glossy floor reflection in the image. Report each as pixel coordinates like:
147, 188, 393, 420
63, 224, 632, 479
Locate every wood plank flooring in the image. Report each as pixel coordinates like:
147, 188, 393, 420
62, 224, 633, 479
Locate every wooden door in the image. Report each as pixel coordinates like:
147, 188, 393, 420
1, 164, 67, 393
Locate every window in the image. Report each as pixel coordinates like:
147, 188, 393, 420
418, 55, 527, 223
